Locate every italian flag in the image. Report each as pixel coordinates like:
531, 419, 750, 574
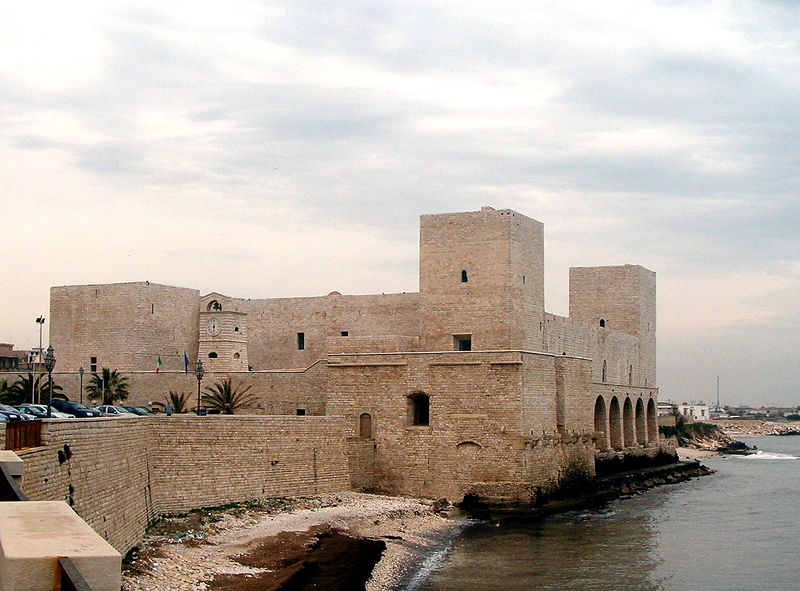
156, 354, 163, 373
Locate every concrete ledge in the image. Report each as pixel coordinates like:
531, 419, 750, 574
0, 501, 121, 591
0, 451, 24, 485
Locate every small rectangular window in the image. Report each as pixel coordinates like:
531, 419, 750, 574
340, 331, 349, 337
296, 408, 306, 416
453, 335, 472, 351
90, 356, 97, 373
297, 332, 305, 350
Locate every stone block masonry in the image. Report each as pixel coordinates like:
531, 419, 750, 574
15, 416, 350, 556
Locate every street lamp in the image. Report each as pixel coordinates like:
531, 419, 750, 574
35, 317, 45, 364
44, 346, 56, 418
79, 367, 85, 405
195, 359, 205, 415
33, 316, 45, 403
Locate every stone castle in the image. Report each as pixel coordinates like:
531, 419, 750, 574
48, 206, 659, 501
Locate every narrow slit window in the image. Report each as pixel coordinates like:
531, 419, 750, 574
602, 360, 607, 382
599, 319, 606, 327
461, 269, 468, 283
297, 332, 305, 350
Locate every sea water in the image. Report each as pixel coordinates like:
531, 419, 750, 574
414, 436, 800, 591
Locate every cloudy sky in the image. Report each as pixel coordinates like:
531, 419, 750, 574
1, 1, 797, 405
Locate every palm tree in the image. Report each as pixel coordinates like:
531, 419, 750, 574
86, 368, 129, 405
201, 377, 256, 415
152, 390, 191, 414
4, 373, 65, 405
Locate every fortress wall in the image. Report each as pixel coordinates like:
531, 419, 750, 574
149, 416, 350, 514
240, 292, 420, 370
14, 416, 350, 555
543, 314, 647, 387
326, 351, 584, 500
0, 364, 329, 416
50, 282, 200, 373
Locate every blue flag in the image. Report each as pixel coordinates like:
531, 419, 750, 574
184, 351, 189, 373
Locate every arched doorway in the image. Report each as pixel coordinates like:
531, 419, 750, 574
623, 397, 635, 447
594, 396, 609, 450
647, 398, 658, 442
635, 398, 647, 444
609, 397, 623, 450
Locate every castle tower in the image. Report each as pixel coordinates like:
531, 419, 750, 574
568, 265, 656, 386
419, 207, 545, 351
198, 294, 249, 372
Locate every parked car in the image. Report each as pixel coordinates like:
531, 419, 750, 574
123, 406, 152, 416
0, 404, 32, 421
17, 404, 75, 419
93, 405, 139, 418
50, 400, 102, 418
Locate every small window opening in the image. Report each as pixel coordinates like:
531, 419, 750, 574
461, 269, 468, 283
151, 303, 154, 314
359, 413, 372, 438
296, 408, 306, 416
454, 335, 472, 351
234, 326, 239, 332
408, 393, 430, 426
233, 352, 240, 360
522, 275, 526, 284
297, 332, 305, 350
341, 331, 349, 337
602, 360, 607, 382
90, 356, 97, 373
599, 319, 606, 328
208, 352, 218, 358
207, 300, 222, 311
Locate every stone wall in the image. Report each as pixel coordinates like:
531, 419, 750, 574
14, 416, 350, 555
326, 350, 596, 500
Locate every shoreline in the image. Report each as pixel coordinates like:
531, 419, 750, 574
122, 492, 461, 591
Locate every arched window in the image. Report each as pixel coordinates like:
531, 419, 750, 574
207, 300, 222, 311
208, 352, 218, 358
461, 269, 468, 283
233, 352, 240, 360
602, 360, 607, 382
599, 319, 606, 328
408, 392, 430, 426
359, 413, 373, 438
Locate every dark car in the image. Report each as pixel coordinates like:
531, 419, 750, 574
123, 406, 152, 416
0, 404, 32, 421
50, 400, 102, 418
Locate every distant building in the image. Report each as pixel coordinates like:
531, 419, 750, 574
0, 343, 29, 371
678, 403, 709, 421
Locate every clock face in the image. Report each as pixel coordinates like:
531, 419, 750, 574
207, 318, 221, 336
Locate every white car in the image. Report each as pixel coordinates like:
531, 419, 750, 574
17, 404, 75, 419
93, 405, 139, 418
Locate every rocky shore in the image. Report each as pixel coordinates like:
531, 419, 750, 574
711, 419, 800, 437
122, 493, 459, 591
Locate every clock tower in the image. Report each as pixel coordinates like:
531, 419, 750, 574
197, 293, 249, 372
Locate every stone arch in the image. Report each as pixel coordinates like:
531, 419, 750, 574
407, 392, 430, 426
359, 413, 373, 438
623, 397, 635, 447
647, 398, 658, 442
635, 397, 647, 444
456, 441, 481, 454
207, 300, 222, 311
594, 396, 609, 450
608, 396, 623, 450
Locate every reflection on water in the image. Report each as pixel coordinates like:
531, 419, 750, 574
417, 437, 800, 591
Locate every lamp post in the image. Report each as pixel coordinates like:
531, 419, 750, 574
35, 317, 45, 364
44, 346, 56, 418
79, 367, 85, 405
195, 359, 205, 415
33, 316, 45, 403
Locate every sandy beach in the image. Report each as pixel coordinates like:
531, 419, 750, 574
122, 492, 460, 591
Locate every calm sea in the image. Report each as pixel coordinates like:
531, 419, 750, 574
412, 436, 800, 591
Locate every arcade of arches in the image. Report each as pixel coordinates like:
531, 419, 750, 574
594, 394, 658, 451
